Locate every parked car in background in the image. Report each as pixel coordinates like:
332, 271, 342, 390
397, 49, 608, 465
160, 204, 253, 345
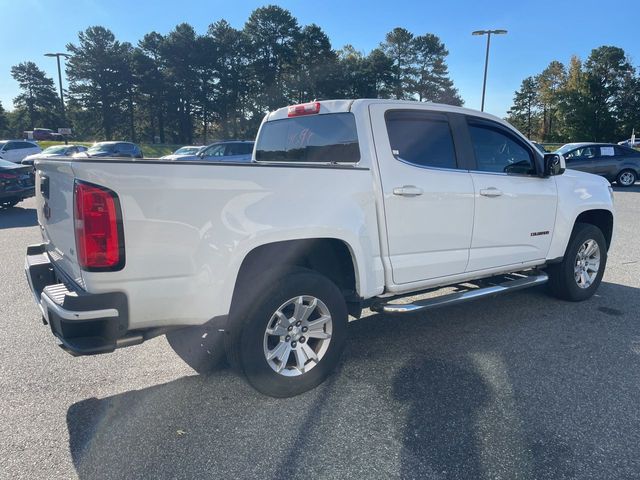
531, 141, 546, 153
0, 140, 41, 163
160, 145, 205, 161
618, 138, 640, 148
189, 140, 254, 162
0, 159, 35, 208
21, 145, 88, 167
23, 128, 63, 141
74, 141, 143, 159
555, 142, 640, 187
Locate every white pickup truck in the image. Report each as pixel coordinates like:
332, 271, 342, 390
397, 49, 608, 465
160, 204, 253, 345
25, 99, 614, 397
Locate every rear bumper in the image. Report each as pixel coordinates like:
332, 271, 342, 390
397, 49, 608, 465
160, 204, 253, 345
24, 243, 132, 355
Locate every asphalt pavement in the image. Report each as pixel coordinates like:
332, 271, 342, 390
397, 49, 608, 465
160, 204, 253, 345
1, 189, 640, 480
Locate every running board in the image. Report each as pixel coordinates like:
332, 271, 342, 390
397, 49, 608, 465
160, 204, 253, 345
370, 272, 548, 314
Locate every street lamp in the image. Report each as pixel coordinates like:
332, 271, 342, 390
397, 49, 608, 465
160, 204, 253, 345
472, 29, 507, 112
44, 52, 70, 119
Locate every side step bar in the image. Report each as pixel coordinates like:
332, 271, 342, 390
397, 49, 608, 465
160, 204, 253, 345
370, 271, 548, 314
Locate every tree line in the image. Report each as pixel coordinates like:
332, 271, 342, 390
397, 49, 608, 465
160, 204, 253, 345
507, 46, 640, 143
0, 5, 462, 143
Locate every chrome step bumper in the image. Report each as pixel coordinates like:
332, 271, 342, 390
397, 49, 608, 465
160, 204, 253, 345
371, 271, 549, 314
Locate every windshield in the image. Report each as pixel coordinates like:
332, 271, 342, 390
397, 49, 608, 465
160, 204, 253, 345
174, 146, 200, 155
0, 141, 7, 150
555, 144, 581, 155
42, 146, 68, 154
87, 143, 115, 153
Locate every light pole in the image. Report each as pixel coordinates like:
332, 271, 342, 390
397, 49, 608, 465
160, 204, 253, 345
472, 29, 507, 112
44, 52, 70, 120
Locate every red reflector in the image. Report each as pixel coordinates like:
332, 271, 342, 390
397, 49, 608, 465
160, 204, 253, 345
287, 102, 321, 117
0, 173, 18, 179
74, 181, 124, 270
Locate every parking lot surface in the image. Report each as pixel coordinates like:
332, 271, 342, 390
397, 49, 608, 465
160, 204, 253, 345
1, 189, 640, 480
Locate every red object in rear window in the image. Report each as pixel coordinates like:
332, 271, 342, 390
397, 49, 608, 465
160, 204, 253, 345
287, 102, 321, 117
74, 181, 125, 271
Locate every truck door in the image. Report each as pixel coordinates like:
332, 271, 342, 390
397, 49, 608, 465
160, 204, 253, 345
464, 116, 558, 271
369, 105, 475, 285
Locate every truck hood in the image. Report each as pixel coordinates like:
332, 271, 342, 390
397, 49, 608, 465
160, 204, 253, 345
556, 168, 613, 208
562, 168, 611, 187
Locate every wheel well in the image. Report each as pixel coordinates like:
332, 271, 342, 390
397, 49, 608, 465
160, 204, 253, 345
574, 210, 613, 249
233, 239, 360, 315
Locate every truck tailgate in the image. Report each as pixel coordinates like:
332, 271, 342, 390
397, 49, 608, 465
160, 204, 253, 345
35, 159, 84, 286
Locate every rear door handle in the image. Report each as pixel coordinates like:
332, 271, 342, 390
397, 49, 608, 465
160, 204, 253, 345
393, 185, 423, 197
480, 187, 503, 197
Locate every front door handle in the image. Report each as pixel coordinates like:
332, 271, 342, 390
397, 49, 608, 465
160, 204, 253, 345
480, 187, 503, 197
393, 185, 423, 197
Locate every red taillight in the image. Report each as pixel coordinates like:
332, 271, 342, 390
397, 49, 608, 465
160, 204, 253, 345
74, 181, 124, 271
287, 101, 321, 117
0, 173, 18, 179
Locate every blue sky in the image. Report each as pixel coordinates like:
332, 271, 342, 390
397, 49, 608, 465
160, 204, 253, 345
1, 0, 638, 118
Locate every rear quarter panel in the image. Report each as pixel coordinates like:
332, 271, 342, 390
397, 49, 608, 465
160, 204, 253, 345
71, 161, 384, 329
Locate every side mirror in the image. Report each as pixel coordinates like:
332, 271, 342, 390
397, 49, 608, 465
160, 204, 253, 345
544, 153, 565, 177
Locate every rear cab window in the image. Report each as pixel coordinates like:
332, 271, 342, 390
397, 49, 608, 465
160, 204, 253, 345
255, 113, 360, 163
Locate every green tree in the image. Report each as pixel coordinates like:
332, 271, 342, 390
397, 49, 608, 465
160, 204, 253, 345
363, 48, 395, 98
293, 24, 338, 103
244, 5, 300, 118
380, 27, 414, 99
507, 76, 540, 138
133, 32, 168, 143
160, 23, 200, 143
412, 34, 462, 105
536, 61, 566, 141
584, 45, 632, 141
66, 26, 135, 140
10, 61, 61, 130
208, 20, 251, 139
0, 101, 9, 137
616, 69, 640, 139
557, 55, 591, 141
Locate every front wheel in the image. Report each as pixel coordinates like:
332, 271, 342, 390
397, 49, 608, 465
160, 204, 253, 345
547, 223, 607, 301
616, 169, 637, 187
226, 269, 348, 397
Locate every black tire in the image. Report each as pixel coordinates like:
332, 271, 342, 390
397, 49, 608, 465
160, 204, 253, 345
225, 268, 348, 398
616, 169, 637, 187
547, 223, 607, 301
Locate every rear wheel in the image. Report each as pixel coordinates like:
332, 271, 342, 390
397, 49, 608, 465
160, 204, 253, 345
226, 268, 348, 397
547, 223, 607, 301
616, 169, 637, 187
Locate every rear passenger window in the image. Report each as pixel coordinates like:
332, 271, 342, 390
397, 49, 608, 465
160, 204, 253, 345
255, 113, 360, 163
385, 111, 457, 169
468, 122, 536, 175
226, 143, 253, 155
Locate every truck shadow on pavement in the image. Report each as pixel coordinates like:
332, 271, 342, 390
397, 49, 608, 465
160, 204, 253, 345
0, 205, 37, 229
66, 281, 640, 480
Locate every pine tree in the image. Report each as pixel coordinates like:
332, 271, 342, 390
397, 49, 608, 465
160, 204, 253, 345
507, 77, 539, 138
412, 34, 462, 106
10, 61, 61, 130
